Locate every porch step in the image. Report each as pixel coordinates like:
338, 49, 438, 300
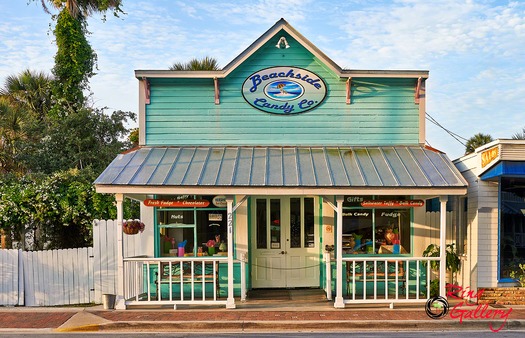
247, 288, 327, 303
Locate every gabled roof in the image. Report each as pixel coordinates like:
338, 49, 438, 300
95, 146, 467, 195
135, 18, 429, 80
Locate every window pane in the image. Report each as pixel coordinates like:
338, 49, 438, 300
256, 199, 267, 249
375, 208, 410, 254
290, 198, 301, 248
342, 208, 372, 253
270, 199, 281, 249
157, 210, 194, 225
160, 227, 195, 257
304, 198, 315, 248
500, 177, 525, 279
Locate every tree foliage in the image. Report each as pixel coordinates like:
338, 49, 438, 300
51, 10, 96, 116
34, 1, 124, 117
37, 0, 124, 20
512, 127, 525, 140
0, 1, 134, 249
0, 70, 53, 173
0, 169, 138, 250
170, 56, 220, 71
464, 133, 493, 155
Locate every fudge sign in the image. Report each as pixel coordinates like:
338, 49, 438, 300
242, 67, 327, 115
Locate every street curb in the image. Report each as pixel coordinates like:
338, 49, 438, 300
56, 319, 525, 333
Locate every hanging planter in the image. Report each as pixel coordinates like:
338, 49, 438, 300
122, 220, 145, 235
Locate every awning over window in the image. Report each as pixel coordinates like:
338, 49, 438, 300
481, 161, 525, 181
94, 146, 467, 195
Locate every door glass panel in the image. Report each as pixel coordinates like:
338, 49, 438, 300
290, 198, 301, 248
304, 198, 315, 248
270, 199, 281, 249
256, 199, 267, 249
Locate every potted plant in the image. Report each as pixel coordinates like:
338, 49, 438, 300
206, 239, 216, 255
422, 243, 461, 296
510, 263, 525, 287
122, 220, 145, 235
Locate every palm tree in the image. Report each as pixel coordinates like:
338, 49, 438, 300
169, 56, 221, 71
37, 0, 123, 19
0, 97, 26, 173
512, 127, 525, 140
465, 133, 493, 154
0, 69, 53, 121
0, 70, 53, 173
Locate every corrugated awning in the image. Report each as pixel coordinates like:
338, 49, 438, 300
94, 146, 467, 196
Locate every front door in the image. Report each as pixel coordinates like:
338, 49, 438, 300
251, 197, 319, 288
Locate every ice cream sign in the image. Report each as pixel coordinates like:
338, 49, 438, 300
242, 67, 327, 114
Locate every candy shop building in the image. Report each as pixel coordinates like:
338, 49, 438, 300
95, 19, 467, 309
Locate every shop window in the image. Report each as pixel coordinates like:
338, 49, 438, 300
499, 177, 525, 280
426, 197, 453, 212
342, 195, 412, 255
156, 195, 227, 257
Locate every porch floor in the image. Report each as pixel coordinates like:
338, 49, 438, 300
129, 288, 432, 310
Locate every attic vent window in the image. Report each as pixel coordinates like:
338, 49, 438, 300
275, 37, 290, 49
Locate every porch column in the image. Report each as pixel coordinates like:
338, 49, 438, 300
226, 196, 236, 309
334, 195, 345, 308
439, 196, 447, 298
115, 193, 126, 309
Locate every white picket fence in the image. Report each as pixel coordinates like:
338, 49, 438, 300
0, 220, 142, 306
0, 249, 21, 306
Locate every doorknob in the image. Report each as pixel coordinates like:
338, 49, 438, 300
280, 251, 287, 255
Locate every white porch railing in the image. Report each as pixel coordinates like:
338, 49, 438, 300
123, 256, 229, 308
326, 256, 441, 305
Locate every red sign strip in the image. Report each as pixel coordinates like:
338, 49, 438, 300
360, 200, 424, 208
144, 199, 210, 208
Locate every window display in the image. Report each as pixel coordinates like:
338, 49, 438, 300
156, 195, 228, 257
342, 195, 412, 255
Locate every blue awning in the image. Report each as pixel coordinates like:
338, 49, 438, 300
480, 161, 525, 181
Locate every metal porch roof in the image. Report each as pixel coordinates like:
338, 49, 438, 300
94, 146, 467, 193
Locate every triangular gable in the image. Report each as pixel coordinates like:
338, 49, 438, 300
221, 18, 342, 77
135, 18, 428, 80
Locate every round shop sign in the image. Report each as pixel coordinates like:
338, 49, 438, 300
242, 66, 327, 115
212, 195, 227, 208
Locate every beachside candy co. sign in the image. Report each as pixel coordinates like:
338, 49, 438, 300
242, 67, 327, 115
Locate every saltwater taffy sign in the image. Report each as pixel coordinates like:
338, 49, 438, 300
242, 66, 327, 114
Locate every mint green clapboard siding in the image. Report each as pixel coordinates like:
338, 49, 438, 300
145, 31, 420, 146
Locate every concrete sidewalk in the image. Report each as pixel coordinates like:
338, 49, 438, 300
1, 302, 524, 333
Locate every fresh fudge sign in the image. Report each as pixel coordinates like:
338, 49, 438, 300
242, 67, 327, 114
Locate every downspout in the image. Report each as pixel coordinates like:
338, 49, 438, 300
439, 196, 448, 298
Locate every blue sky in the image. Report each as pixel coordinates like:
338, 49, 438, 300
1, 0, 525, 159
